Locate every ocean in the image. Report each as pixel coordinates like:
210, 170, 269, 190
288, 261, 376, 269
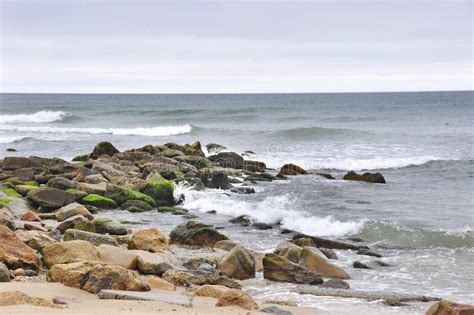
0, 91, 473, 313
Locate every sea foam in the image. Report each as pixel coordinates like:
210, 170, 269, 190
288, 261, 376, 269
0, 110, 70, 123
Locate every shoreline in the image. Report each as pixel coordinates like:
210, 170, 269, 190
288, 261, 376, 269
0, 140, 470, 314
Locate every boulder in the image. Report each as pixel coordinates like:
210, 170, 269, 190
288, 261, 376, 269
65, 189, 88, 201
81, 194, 117, 209
129, 228, 168, 252
0, 262, 11, 282
208, 171, 232, 189
16, 230, 58, 252
426, 299, 474, 315
75, 182, 107, 195
84, 174, 107, 184
14, 185, 38, 196
262, 253, 322, 284
292, 233, 365, 250
208, 152, 244, 169
175, 156, 212, 169
0, 225, 40, 271
142, 177, 174, 206
92, 217, 127, 235
42, 240, 100, 268
74, 220, 96, 232
279, 164, 308, 175
0, 207, 15, 229
243, 160, 266, 172
90, 141, 120, 159
48, 261, 149, 294
216, 289, 258, 310
55, 203, 93, 221
343, 171, 386, 184
64, 229, 119, 247
218, 245, 255, 280
162, 269, 241, 289
0, 291, 59, 308
2, 157, 42, 170
169, 220, 229, 247
146, 276, 176, 291
292, 237, 316, 248
194, 284, 228, 298
55, 215, 88, 234
214, 240, 239, 252
28, 188, 76, 209
98, 244, 137, 269
299, 247, 350, 279
47, 177, 76, 190
133, 250, 174, 276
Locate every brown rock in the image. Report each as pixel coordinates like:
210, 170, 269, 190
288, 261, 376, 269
55, 215, 88, 234
217, 245, 255, 280
242, 160, 266, 172
128, 228, 169, 252
20, 211, 42, 222
90, 141, 120, 159
0, 291, 60, 308
27, 187, 76, 209
194, 284, 229, 299
0, 225, 40, 271
146, 276, 176, 291
214, 240, 239, 251
299, 246, 350, 279
55, 203, 93, 221
279, 163, 308, 175
426, 299, 474, 315
262, 253, 322, 284
162, 269, 241, 289
343, 171, 386, 184
12, 268, 26, 277
42, 240, 100, 268
98, 244, 137, 269
2, 157, 43, 170
16, 230, 58, 252
216, 289, 258, 310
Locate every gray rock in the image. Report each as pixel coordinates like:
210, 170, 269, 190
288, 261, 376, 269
47, 177, 76, 190
322, 279, 350, 289
98, 290, 193, 307
0, 262, 11, 282
260, 306, 293, 315
27, 188, 76, 210
169, 220, 228, 247
55, 215, 88, 234
92, 217, 127, 235
208, 152, 244, 169
319, 248, 338, 260
357, 248, 382, 258
64, 229, 119, 247
230, 187, 255, 194
353, 261, 371, 269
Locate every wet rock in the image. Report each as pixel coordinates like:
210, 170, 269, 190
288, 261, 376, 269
357, 248, 382, 258
194, 284, 228, 298
292, 233, 366, 250
48, 261, 150, 294
55, 215, 88, 234
121, 200, 153, 212
0, 225, 40, 271
90, 141, 120, 159
280, 246, 302, 264
252, 222, 273, 230
262, 253, 322, 284
47, 177, 76, 190
315, 172, 335, 180
56, 203, 93, 221
206, 143, 227, 154
128, 228, 169, 252
230, 186, 255, 194
28, 188, 76, 210
208, 152, 244, 169
162, 269, 241, 289
169, 220, 229, 247
260, 306, 293, 315
6, 148, 17, 152
291, 237, 316, 248
143, 177, 175, 206
0, 262, 10, 282
319, 248, 339, 260
157, 206, 188, 215
322, 279, 350, 289
299, 247, 350, 279
42, 240, 100, 268
426, 299, 474, 315
218, 245, 255, 280
343, 171, 386, 184
243, 160, 266, 172
92, 217, 127, 235
214, 240, 239, 252
245, 172, 276, 182
208, 171, 232, 189
279, 164, 308, 176
16, 230, 58, 252
216, 289, 258, 310
64, 229, 119, 247
206, 210, 217, 214
281, 229, 294, 234
353, 261, 371, 269
229, 215, 251, 226
98, 244, 137, 269
374, 260, 392, 267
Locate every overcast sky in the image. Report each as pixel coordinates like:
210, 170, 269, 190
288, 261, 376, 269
0, 0, 472, 93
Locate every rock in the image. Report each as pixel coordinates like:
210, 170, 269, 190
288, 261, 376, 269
47, 177, 76, 190
229, 215, 251, 226
175, 155, 212, 169
65, 189, 88, 201
42, 240, 100, 268
129, 228, 169, 252
208, 171, 232, 189
280, 246, 302, 264
20, 211, 41, 222
197, 262, 218, 274
143, 177, 174, 206
162, 269, 241, 289
260, 306, 293, 315
16, 230, 58, 252
0, 225, 40, 271
74, 220, 96, 232
426, 299, 474, 315
183, 257, 213, 270
343, 171, 386, 184
194, 284, 228, 298
12, 268, 26, 277
84, 174, 107, 184
0, 262, 10, 282
56, 203, 93, 221
299, 247, 350, 279
263, 253, 322, 284
0, 207, 15, 229
146, 276, 176, 291
353, 261, 371, 269
252, 222, 273, 230
316, 172, 335, 180
242, 160, 266, 172
291, 237, 316, 247
157, 206, 188, 215
48, 261, 150, 294
28, 188, 76, 209
81, 194, 117, 209
216, 289, 258, 310
374, 260, 392, 267
218, 245, 255, 280
292, 233, 365, 250
182, 141, 206, 157
230, 186, 255, 194
6, 148, 17, 152
319, 248, 339, 260
14, 185, 38, 196
121, 200, 153, 212
76, 182, 107, 195
55, 214, 88, 234
0, 291, 59, 308
321, 279, 350, 289
214, 240, 239, 252
245, 172, 277, 182
133, 250, 174, 276
64, 229, 119, 246
90, 141, 120, 159
98, 289, 191, 307
208, 152, 244, 169
206, 143, 226, 154
2, 157, 42, 170
279, 164, 308, 175
92, 217, 127, 235
169, 220, 229, 247
357, 248, 382, 258
97, 244, 137, 269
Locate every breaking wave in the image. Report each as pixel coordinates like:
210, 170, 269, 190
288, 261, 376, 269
0, 111, 71, 123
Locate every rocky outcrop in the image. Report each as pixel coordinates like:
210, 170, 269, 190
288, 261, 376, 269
215, 289, 258, 310
90, 141, 120, 159
0, 225, 40, 271
48, 261, 150, 293
170, 221, 229, 247
217, 245, 255, 280
262, 253, 322, 284
128, 228, 168, 252
28, 188, 76, 209
343, 171, 386, 184
299, 247, 350, 279
42, 240, 100, 268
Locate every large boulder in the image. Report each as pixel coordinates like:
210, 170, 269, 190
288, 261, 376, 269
279, 163, 308, 175
16, 230, 58, 252
0, 225, 40, 271
208, 152, 244, 169
142, 177, 174, 206
170, 221, 229, 247
64, 229, 119, 247
262, 253, 322, 284
216, 289, 258, 310
97, 244, 137, 269
46, 177, 76, 190
128, 228, 168, 252
217, 245, 255, 280
298, 247, 350, 279
426, 299, 474, 315
48, 261, 150, 293
343, 171, 386, 184
92, 217, 127, 235
28, 188, 76, 209
2, 157, 42, 170
90, 141, 120, 159
55, 203, 93, 221
42, 240, 100, 268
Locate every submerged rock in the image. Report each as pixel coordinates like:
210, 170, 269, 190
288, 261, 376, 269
322, 279, 350, 289
353, 261, 371, 269
343, 171, 386, 184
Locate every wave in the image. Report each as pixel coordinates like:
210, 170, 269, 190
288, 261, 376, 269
272, 126, 369, 140
0, 111, 71, 123
0, 135, 30, 144
0, 124, 193, 137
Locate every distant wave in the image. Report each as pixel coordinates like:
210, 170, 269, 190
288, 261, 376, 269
0, 135, 30, 144
0, 124, 192, 137
0, 111, 71, 123
272, 126, 369, 140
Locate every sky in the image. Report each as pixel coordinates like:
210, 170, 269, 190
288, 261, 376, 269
0, 0, 472, 93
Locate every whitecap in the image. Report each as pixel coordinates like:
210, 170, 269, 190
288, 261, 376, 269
0, 110, 70, 123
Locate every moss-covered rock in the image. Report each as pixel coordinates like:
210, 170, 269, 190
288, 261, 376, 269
127, 189, 156, 207
14, 185, 39, 197
81, 194, 117, 209
0, 198, 12, 207
157, 207, 188, 215
143, 177, 174, 206
1, 187, 23, 198
72, 154, 89, 162
121, 200, 153, 213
